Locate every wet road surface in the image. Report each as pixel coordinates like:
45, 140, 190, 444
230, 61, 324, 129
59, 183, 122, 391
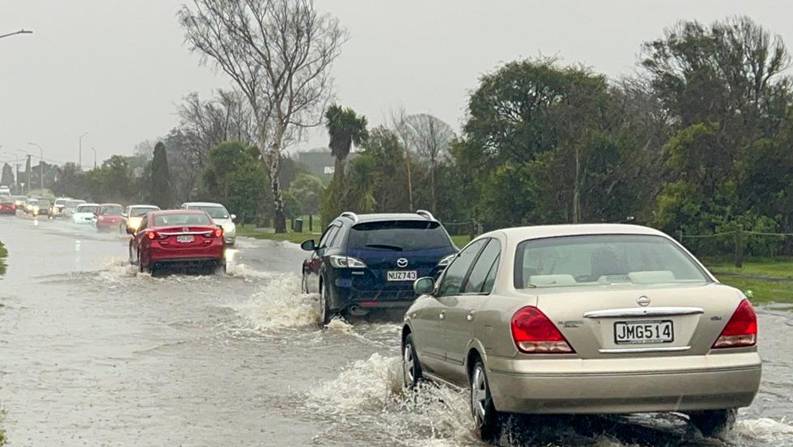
1, 215, 792, 446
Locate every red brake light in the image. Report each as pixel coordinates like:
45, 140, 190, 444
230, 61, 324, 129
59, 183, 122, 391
214, 227, 223, 238
713, 299, 757, 349
510, 306, 574, 354
146, 231, 157, 240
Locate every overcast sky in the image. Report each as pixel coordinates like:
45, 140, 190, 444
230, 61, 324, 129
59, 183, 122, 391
2, 0, 792, 167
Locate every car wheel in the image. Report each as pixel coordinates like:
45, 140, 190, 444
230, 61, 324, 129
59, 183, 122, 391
688, 409, 737, 437
129, 243, 137, 265
402, 333, 423, 389
138, 250, 145, 273
318, 282, 333, 327
301, 273, 308, 294
470, 360, 502, 441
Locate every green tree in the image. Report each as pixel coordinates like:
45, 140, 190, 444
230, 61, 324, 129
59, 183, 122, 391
321, 105, 368, 224
203, 141, 269, 224
287, 173, 324, 217
150, 142, 174, 208
1, 163, 14, 188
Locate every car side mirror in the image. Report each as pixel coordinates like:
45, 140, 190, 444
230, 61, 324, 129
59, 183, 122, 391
300, 239, 317, 251
231, 214, 237, 221
413, 277, 435, 296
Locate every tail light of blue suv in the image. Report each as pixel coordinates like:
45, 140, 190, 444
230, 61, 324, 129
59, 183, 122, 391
511, 306, 575, 354
329, 255, 367, 268
712, 299, 757, 349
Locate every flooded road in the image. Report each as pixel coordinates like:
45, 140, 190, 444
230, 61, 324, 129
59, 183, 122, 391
1, 216, 792, 446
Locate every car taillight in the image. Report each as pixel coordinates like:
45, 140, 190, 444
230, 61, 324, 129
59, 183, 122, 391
713, 299, 757, 349
146, 231, 157, 240
214, 227, 223, 238
511, 306, 574, 354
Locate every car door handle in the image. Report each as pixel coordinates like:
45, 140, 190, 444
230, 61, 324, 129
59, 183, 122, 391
439, 312, 445, 320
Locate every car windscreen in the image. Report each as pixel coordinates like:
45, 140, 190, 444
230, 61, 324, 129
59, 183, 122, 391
76, 205, 98, 213
192, 206, 229, 219
38, 200, 52, 207
130, 207, 158, 217
100, 206, 123, 216
514, 234, 710, 289
0, 197, 13, 204
154, 213, 212, 227
348, 220, 452, 251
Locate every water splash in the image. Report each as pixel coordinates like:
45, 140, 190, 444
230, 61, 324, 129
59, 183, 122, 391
233, 273, 320, 331
733, 417, 793, 444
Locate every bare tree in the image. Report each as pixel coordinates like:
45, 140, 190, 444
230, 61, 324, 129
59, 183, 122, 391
400, 114, 455, 212
178, 90, 255, 164
179, 0, 347, 232
390, 108, 415, 211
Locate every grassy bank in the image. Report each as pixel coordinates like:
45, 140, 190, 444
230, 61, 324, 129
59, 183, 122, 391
706, 258, 793, 304
239, 225, 473, 248
0, 240, 7, 275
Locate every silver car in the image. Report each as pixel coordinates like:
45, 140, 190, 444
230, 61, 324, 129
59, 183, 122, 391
401, 224, 761, 440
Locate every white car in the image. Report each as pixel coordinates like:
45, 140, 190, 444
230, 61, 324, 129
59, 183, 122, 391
181, 202, 236, 246
50, 197, 72, 217
71, 203, 100, 224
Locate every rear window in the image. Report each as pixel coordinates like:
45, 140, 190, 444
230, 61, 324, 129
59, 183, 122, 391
348, 220, 452, 251
130, 207, 158, 217
154, 213, 212, 227
514, 234, 710, 289
76, 205, 98, 213
0, 197, 13, 204
101, 206, 123, 216
190, 205, 229, 219
38, 200, 52, 207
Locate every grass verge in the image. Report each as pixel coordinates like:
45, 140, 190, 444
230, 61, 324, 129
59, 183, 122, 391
236, 225, 320, 245
0, 240, 7, 275
706, 258, 793, 304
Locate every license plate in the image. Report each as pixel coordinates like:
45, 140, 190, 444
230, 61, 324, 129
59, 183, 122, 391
614, 320, 674, 345
387, 270, 417, 281
176, 235, 194, 243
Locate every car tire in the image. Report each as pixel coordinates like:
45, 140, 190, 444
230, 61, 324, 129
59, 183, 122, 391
129, 242, 137, 265
138, 249, 145, 273
689, 409, 737, 437
470, 360, 502, 441
402, 333, 423, 389
318, 282, 333, 327
301, 273, 309, 294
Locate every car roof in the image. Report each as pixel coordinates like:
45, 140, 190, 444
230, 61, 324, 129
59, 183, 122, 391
99, 203, 123, 207
339, 213, 437, 224
128, 204, 159, 209
483, 224, 668, 244
77, 203, 99, 207
150, 209, 207, 215
182, 202, 226, 207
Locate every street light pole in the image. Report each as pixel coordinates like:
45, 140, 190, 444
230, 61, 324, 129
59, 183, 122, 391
0, 29, 33, 40
28, 142, 44, 190
78, 132, 88, 169
91, 147, 97, 169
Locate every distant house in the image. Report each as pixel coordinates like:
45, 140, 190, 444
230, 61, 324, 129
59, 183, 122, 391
296, 148, 335, 180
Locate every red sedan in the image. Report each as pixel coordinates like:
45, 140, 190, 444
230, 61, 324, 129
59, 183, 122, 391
95, 203, 126, 232
129, 210, 225, 274
0, 197, 16, 215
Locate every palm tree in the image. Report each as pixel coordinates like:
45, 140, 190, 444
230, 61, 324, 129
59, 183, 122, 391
325, 105, 368, 181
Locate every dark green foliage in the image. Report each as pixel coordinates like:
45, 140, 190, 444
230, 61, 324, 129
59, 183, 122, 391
150, 142, 174, 208
202, 142, 269, 224
0, 163, 14, 188
321, 105, 368, 225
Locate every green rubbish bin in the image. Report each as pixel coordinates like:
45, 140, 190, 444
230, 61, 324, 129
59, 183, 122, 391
293, 218, 304, 232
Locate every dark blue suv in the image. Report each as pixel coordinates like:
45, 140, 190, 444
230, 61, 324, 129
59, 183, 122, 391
301, 211, 458, 325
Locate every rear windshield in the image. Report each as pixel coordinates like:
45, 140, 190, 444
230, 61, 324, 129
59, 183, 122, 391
130, 207, 158, 217
154, 213, 212, 227
190, 206, 229, 219
514, 234, 709, 289
76, 205, 98, 213
38, 200, 52, 207
348, 220, 452, 251
100, 206, 123, 216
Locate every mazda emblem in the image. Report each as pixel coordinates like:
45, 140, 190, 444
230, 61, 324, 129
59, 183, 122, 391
637, 296, 651, 307
397, 258, 409, 268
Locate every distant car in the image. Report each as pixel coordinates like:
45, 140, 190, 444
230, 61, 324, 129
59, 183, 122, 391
72, 203, 99, 224
50, 197, 72, 218
95, 203, 125, 232
401, 224, 761, 440
0, 196, 16, 215
180, 202, 237, 246
300, 211, 457, 325
13, 195, 27, 207
32, 198, 52, 217
129, 209, 226, 274
63, 199, 87, 217
123, 205, 160, 234
0, 185, 10, 196
23, 198, 37, 214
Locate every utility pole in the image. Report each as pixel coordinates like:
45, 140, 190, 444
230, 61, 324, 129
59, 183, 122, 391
25, 155, 31, 194
92, 147, 97, 169
28, 142, 44, 190
78, 133, 88, 169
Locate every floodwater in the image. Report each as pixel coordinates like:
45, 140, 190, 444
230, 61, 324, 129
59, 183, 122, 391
1, 215, 792, 446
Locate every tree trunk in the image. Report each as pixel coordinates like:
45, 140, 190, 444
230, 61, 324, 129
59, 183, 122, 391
572, 146, 581, 224
430, 159, 437, 213
271, 154, 287, 233
405, 150, 414, 211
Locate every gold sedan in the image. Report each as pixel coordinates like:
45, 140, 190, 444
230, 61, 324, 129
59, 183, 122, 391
402, 224, 761, 441
123, 205, 160, 234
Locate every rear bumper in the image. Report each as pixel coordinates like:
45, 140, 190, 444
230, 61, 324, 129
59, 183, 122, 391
332, 280, 417, 310
148, 245, 224, 264
487, 352, 762, 414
